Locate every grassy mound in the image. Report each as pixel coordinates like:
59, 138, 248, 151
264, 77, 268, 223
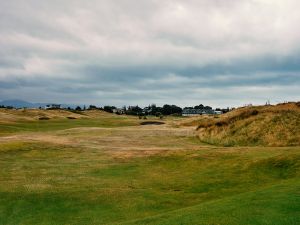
0, 109, 140, 136
196, 102, 300, 146
123, 179, 300, 225
0, 108, 86, 123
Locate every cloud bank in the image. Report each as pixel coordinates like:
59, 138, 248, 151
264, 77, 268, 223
0, 0, 300, 107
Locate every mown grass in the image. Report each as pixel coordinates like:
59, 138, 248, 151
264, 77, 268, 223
0, 117, 139, 136
0, 109, 299, 224
123, 179, 300, 225
0, 139, 299, 224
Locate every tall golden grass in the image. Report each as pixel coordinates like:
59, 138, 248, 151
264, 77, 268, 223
196, 102, 300, 146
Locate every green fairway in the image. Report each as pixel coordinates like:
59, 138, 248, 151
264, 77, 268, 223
0, 110, 299, 224
0, 117, 139, 136
122, 179, 300, 225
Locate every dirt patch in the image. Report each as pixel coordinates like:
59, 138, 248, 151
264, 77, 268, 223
140, 121, 165, 125
0, 134, 73, 146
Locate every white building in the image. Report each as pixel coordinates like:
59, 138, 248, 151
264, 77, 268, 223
45, 104, 61, 109
214, 110, 223, 115
182, 108, 214, 116
112, 108, 125, 114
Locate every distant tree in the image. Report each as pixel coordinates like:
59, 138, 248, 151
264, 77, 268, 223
75, 106, 82, 111
88, 105, 97, 110
126, 105, 142, 115
155, 112, 161, 117
221, 107, 230, 113
204, 106, 212, 110
161, 104, 182, 115
194, 104, 204, 109
150, 104, 157, 115
103, 106, 116, 113
0, 105, 14, 109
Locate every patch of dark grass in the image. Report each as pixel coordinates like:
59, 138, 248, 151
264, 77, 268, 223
38, 116, 50, 120
0, 191, 121, 225
124, 179, 300, 225
248, 154, 300, 179
90, 164, 140, 178
140, 121, 165, 125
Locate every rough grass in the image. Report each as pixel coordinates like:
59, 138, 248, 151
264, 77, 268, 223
0, 140, 299, 224
0, 109, 299, 224
0, 116, 140, 136
194, 102, 300, 146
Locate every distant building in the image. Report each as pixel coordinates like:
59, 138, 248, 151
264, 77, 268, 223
45, 104, 61, 110
112, 108, 125, 114
214, 110, 223, 115
182, 108, 215, 116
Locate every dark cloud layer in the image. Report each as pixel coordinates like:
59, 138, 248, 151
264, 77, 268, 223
0, 0, 300, 107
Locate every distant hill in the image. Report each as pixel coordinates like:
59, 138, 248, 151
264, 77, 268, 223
195, 102, 300, 147
0, 99, 40, 108
0, 99, 83, 109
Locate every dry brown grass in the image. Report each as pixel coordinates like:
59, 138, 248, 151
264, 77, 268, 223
0, 108, 122, 124
0, 113, 199, 159
0, 108, 88, 123
192, 102, 300, 147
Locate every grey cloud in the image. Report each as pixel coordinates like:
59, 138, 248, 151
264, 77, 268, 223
0, 0, 299, 107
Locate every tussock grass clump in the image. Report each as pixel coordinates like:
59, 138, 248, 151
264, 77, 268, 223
196, 103, 300, 146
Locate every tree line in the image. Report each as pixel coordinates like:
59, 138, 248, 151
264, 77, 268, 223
80, 103, 225, 116
1, 103, 230, 116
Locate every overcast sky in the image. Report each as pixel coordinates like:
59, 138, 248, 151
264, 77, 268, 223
0, 0, 299, 107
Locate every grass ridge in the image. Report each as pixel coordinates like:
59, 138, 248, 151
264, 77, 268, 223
115, 178, 300, 225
